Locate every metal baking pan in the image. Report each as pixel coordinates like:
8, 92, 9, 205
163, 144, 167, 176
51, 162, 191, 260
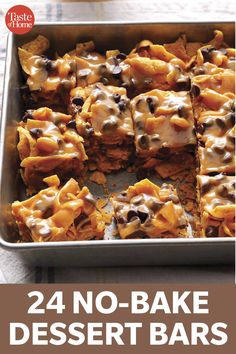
0, 22, 235, 266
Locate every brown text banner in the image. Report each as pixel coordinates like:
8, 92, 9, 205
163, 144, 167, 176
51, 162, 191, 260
0, 284, 235, 354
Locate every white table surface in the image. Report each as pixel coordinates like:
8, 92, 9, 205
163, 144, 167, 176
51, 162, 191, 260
0, 0, 235, 283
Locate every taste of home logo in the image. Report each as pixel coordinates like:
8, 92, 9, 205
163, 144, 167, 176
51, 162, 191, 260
5, 5, 35, 35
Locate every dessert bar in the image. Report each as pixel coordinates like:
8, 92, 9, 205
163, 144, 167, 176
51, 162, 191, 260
111, 179, 189, 239
12, 175, 105, 242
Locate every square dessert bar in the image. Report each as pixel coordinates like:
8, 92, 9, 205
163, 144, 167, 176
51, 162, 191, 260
190, 30, 235, 74
70, 83, 134, 172
194, 92, 235, 175
18, 36, 77, 108
197, 175, 235, 237
130, 89, 196, 168
111, 179, 189, 239
12, 175, 105, 242
119, 40, 190, 95
68, 41, 107, 87
17, 107, 87, 192
191, 69, 235, 97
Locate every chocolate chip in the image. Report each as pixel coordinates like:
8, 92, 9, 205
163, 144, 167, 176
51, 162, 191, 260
176, 76, 191, 91
227, 193, 235, 203
191, 84, 200, 97
226, 112, 235, 127
116, 53, 127, 61
146, 97, 155, 114
136, 120, 144, 130
201, 182, 211, 195
217, 185, 229, 198
136, 98, 145, 111
137, 134, 149, 149
22, 110, 34, 122
84, 193, 96, 205
29, 128, 43, 139
78, 68, 91, 78
193, 67, 206, 75
177, 105, 188, 118
205, 225, 219, 237
159, 146, 170, 155
149, 200, 164, 212
98, 64, 107, 75
118, 99, 128, 112
213, 145, 225, 154
66, 120, 77, 130
112, 93, 121, 103
197, 124, 206, 135
137, 210, 149, 223
45, 60, 57, 72
72, 96, 84, 106
227, 135, 235, 145
112, 66, 122, 78
42, 207, 53, 219
101, 77, 109, 85
205, 120, 214, 128
222, 152, 232, 163
215, 118, 225, 129
117, 216, 126, 224
127, 210, 138, 222
199, 140, 205, 147
102, 118, 118, 132
231, 101, 235, 112
201, 47, 215, 61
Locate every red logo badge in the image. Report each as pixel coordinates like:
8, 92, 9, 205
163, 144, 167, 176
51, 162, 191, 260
5, 5, 35, 35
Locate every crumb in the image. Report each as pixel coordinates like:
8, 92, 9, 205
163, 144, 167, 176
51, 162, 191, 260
127, 166, 135, 173
96, 198, 112, 224
89, 171, 107, 185
179, 183, 196, 199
